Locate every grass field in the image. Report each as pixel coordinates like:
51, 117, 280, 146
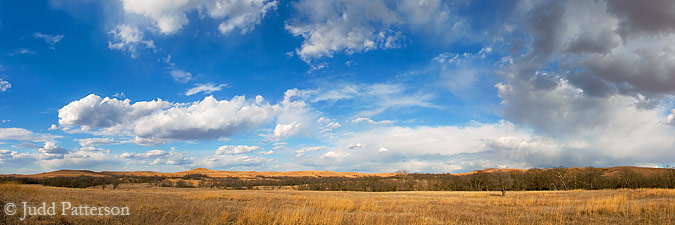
1, 183, 674, 225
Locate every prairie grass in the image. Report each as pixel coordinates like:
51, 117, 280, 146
1, 184, 674, 224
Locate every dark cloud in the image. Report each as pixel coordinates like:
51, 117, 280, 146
607, 0, 675, 37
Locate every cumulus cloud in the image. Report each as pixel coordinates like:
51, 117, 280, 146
59, 93, 322, 145
495, 0, 675, 136
215, 145, 261, 155
0, 128, 58, 142
35, 146, 124, 171
133, 96, 274, 144
667, 109, 675, 126
286, 0, 467, 63
293, 113, 674, 172
120, 0, 277, 35
185, 83, 229, 96
108, 24, 155, 58
511, 0, 675, 98
58, 94, 171, 133
273, 122, 303, 138
271, 89, 325, 139
38, 142, 69, 160
461, 0, 675, 170
0, 78, 10, 92
0, 149, 35, 167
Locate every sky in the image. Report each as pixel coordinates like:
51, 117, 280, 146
0, 0, 674, 174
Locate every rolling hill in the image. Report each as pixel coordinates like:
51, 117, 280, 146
1, 166, 671, 179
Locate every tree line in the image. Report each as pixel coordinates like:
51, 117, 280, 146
1, 167, 674, 192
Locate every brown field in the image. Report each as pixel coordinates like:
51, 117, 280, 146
1, 183, 674, 225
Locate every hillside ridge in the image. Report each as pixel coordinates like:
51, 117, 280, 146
2, 166, 672, 178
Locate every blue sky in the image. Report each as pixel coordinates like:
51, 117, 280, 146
0, 0, 674, 174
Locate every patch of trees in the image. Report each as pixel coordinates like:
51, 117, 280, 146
37, 176, 121, 189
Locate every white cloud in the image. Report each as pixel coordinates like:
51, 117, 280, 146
462, 0, 675, 170
76, 137, 116, 147
132, 95, 274, 145
273, 122, 303, 138
290, 83, 437, 118
59, 93, 323, 145
509, 0, 675, 98
668, 109, 675, 126
0, 128, 58, 142
213, 0, 279, 35
318, 117, 341, 133
286, 0, 467, 63
272, 142, 286, 150
0, 149, 34, 166
322, 151, 349, 159
78, 146, 108, 152
260, 150, 274, 155
58, 94, 171, 133
347, 143, 363, 149
0, 78, 10, 92
199, 154, 266, 169
120, 0, 277, 35
215, 145, 260, 155
108, 24, 155, 58
271, 89, 324, 139
334, 122, 527, 157
36, 148, 123, 171
352, 117, 394, 125
33, 32, 64, 49
38, 142, 69, 160
170, 69, 193, 83
120, 149, 168, 159
8, 48, 37, 56
185, 83, 228, 96
285, 0, 400, 62
290, 113, 674, 172
294, 146, 323, 157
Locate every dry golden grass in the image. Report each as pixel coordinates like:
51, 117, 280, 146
1, 183, 673, 225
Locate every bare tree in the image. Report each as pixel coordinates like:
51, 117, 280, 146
491, 171, 514, 196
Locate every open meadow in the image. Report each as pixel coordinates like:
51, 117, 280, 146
1, 183, 673, 225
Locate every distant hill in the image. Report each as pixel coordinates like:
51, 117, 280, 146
1, 166, 671, 179
0, 168, 396, 178
453, 166, 671, 177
